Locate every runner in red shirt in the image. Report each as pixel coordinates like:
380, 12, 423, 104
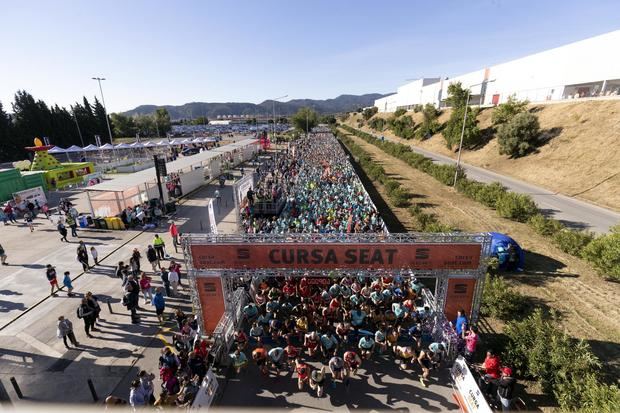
285, 342, 300, 369
294, 359, 310, 390
344, 350, 362, 376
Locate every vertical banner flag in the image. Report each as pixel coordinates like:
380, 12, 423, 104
207, 198, 218, 234
444, 278, 477, 321
196, 275, 226, 334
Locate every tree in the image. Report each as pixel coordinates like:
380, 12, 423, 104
362, 107, 378, 120
442, 106, 480, 149
442, 82, 481, 149
497, 112, 540, 157
445, 82, 469, 108
389, 115, 415, 139
0, 102, 17, 161
135, 115, 156, 137
319, 115, 337, 125
492, 95, 529, 126
110, 113, 137, 138
291, 107, 318, 133
415, 103, 441, 139
92, 97, 111, 139
154, 108, 172, 137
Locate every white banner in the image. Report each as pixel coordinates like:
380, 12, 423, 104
450, 356, 493, 413
207, 199, 218, 234
190, 368, 218, 410
13, 186, 47, 206
234, 173, 254, 206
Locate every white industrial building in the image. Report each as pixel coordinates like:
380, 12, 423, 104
375, 30, 620, 112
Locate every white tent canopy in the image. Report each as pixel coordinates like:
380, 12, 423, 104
156, 140, 170, 146
48, 146, 66, 153
129, 141, 144, 148
142, 141, 155, 147
65, 145, 84, 153
83, 144, 99, 151
99, 143, 115, 150
86, 138, 258, 193
115, 143, 131, 149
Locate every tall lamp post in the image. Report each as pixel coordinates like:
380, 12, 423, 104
271, 94, 287, 140
452, 79, 496, 186
92, 77, 114, 144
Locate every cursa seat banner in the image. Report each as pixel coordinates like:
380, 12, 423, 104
190, 243, 481, 270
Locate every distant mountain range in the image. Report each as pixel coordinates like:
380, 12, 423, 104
120, 93, 387, 120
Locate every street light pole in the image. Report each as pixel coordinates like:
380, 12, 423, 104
271, 94, 287, 141
453, 79, 496, 187
92, 77, 114, 144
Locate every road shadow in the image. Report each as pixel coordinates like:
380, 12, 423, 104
338, 141, 408, 233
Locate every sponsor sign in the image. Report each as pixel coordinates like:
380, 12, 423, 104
235, 174, 254, 205
196, 276, 226, 333
451, 356, 493, 413
444, 278, 477, 321
191, 368, 218, 410
190, 243, 481, 270
13, 186, 47, 206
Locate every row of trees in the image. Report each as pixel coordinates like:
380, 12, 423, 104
0, 90, 174, 162
109, 109, 171, 138
0, 91, 112, 161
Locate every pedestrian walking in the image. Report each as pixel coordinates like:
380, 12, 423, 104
169, 222, 179, 253
77, 241, 89, 272
77, 298, 96, 337
90, 246, 99, 265
57, 221, 69, 242
0, 243, 8, 265
63, 271, 74, 296
152, 288, 166, 325
131, 248, 142, 272
66, 215, 78, 237
86, 292, 102, 324
3, 203, 17, 223
147, 245, 159, 272
153, 235, 165, 260
124, 275, 140, 324
129, 379, 147, 408
115, 261, 125, 279
57, 315, 79, 348
168, 267, 179, 297
138, 370, 156, 405
139, 272, 153, 304
214, 189, 222, 214
130, 255, 140, 276
168, 260, 182, 287
46, 264, 60, 296
160, 269, 171, 297
24, 211, 34, 232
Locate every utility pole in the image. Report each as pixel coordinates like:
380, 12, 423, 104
271, 94, 287, 141
72, 108, 85, 147
91, 77, 114, 144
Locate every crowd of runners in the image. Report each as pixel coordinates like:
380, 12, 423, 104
240, 133, 384, 234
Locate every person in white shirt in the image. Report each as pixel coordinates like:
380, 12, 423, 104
168, 269, 179, 297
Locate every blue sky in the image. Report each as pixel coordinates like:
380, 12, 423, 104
1, 0, 619, 112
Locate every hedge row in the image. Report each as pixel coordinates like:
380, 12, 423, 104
337, 124, 620, 281
338, 133, 453, 233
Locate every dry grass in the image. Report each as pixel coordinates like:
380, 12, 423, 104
347, 100, 620, 211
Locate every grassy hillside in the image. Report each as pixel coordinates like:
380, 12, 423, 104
346, 100, 620, 211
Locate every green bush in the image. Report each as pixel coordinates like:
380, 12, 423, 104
412, 104, 423, 113
481, 274, 526, 321
527, 213, 565, 236
388, 186, 410, 207
393, 108, 407, 117
553, 229, 594, 256
442, 106, 481, 149
362, 106, 378, 120
491, 95, 529, 127
368, 117, 385, 131
422, 222, 454, 232
581, 228, 620, 280
497, 112, 541, 158
495, 192, 538, 222
383, 180, 401, 193
390, 115, 415, 139
503, 308, 601, 394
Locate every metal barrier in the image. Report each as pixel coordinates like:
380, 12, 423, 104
211, 287, 248, 365
252, 198, 285, 215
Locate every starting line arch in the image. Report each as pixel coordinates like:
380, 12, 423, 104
182, 232, 491, 363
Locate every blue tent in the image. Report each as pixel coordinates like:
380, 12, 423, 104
489, 232, 525, 271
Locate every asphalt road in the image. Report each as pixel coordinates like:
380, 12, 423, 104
368, 132, 620, 234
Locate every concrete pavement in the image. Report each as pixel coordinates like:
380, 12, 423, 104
363, 130, 620, 233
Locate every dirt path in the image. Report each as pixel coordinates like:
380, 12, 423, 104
340, 128, 620, 376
